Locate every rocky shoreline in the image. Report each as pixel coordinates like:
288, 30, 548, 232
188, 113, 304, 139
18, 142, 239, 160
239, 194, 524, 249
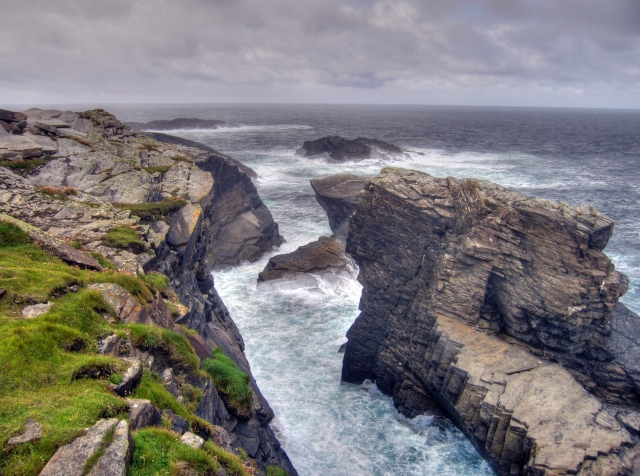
340, 168, 640, 475
0, 107, 295, 475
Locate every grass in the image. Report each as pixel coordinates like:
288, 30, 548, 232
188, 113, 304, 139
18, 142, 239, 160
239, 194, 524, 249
130, 428, 251, 476
202, 349, 252, 416
267, 466, 289, 476
138, 144, 161, 153
113, 199, 188, 222
89, 252, 116, 271
126, 324, 200, 373
143, 165, 172, 175
172, 155, 195, 164
100, 226, 146, 254
140, 272, 169, 293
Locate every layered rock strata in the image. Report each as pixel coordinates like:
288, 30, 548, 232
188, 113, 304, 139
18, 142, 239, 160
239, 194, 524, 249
341, 168, 640, 475
297, 135, 406, 162
310, 173, 366, 241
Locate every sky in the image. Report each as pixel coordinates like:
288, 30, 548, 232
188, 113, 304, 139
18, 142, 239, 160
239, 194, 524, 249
1, 0, 639, 108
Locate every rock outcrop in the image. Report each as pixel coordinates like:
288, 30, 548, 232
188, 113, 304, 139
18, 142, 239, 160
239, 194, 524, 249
0, 107, 296, 475
258, 236, 353, 283
310, 174, 366, 241
297, 136, 406, 162
341, 168, 640, 475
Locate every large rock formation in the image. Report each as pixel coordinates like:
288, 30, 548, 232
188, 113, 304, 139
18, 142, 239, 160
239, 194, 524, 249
310, 174, 366, 241
297, 136, 405, 162
0, 107, 296, 475
341, 168, 640, 475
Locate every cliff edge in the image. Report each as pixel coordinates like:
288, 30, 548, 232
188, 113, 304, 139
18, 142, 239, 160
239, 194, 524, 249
342, 168, 640, 476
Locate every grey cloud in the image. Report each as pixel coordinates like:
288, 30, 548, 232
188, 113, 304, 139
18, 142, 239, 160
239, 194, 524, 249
0, 0, 638, 107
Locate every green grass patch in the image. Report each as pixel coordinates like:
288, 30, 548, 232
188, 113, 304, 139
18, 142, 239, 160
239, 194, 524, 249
113, 199, 188, 222
267, 465, 289, 476
143, 165, 172, 175
140, 272, 169, 293
89, 252, 116, 271
203, 441, 251, 476
0, 221, 31, 247
109, 373, 124, 385
202, 349, 252, 416
131, 371, 190, 419
126, 324, 200, 372
100, 226, 146, 254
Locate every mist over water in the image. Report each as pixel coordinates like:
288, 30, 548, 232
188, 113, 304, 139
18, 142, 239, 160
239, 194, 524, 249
108, 104, 640, 475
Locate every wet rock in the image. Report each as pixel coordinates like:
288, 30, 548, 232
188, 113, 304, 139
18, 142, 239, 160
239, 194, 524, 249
21, 302, 52, 319
297, 135, 405, 162
310, 174, 366, 240
341, 168, 640, 475
111, 358, 143, 397
7, 418, 42, 446
127, 399, 161, 429
39, 418, 124, 476
86, 420, 133, 476
163, 409, 190, 435
258, 236, 352, 283
167, 204, 202, 246
180, 431, 204, 449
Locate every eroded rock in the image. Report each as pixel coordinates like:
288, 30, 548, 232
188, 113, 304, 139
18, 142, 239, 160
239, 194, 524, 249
297, 136, 405, 162
341, 168, 640, 475
310, 174, 366, 240
127, 399, 161, 430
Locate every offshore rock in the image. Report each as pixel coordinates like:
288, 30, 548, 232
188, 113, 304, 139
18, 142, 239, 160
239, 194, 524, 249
342, 168, 640, 475
258, 236, 352, 283
310, 173, 366, 240
297, 135, 405, 162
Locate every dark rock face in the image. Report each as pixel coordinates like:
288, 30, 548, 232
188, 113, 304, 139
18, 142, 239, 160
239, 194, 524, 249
342, 168, 640, 475
310, 174, 366, 240
125, 118, 226, 132
297, 135, 405, 162
258, 236, 352, 282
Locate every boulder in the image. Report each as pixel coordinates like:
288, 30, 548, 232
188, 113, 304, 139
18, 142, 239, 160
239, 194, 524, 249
86, 420, 133, 476
162, 368, 181, 399
21, 302, 52, 319
88, 283, 147, 322
23, 133, 58, 154
162, 409, 190, 435
127, 399, 161, 429
110, 358, 143, 397
297, 135, 405, 162
258, 236, 352, 282
167, 204, 202, 246
7, 418, 42, 446
310, 174, 366, 240
341, 168, 640, 475
180, 431, 204, 449
0, 108, 28, 123
40, 418, 133, 476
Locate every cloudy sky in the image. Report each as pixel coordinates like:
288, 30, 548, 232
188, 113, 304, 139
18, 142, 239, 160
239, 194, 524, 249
1, 0, 639, 108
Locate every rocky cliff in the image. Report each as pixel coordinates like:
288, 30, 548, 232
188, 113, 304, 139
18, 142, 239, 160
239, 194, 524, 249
342, 168, 640, 475
0, 108, 295, 475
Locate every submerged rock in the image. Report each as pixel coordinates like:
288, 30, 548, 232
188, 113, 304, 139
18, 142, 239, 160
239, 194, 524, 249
297, 135, 405, 162
341, 167, 640, 475
310, 173, 366, 241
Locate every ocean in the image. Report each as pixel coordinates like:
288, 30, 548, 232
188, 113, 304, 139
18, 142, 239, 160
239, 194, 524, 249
93, 104, 640, 475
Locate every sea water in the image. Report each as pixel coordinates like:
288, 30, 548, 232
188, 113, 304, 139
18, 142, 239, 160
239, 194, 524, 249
106, 104, 640, 475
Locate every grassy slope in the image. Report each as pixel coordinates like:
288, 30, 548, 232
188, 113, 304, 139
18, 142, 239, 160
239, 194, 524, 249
0, 221, 255, 476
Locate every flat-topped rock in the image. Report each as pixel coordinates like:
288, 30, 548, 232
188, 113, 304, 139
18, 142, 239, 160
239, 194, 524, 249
310, 174, 366, 240
297, 135, 405, 162
258, 236, 352, 282
341, 167, 640, 475
0, 135, 43, 158
0, 108, 27, 123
